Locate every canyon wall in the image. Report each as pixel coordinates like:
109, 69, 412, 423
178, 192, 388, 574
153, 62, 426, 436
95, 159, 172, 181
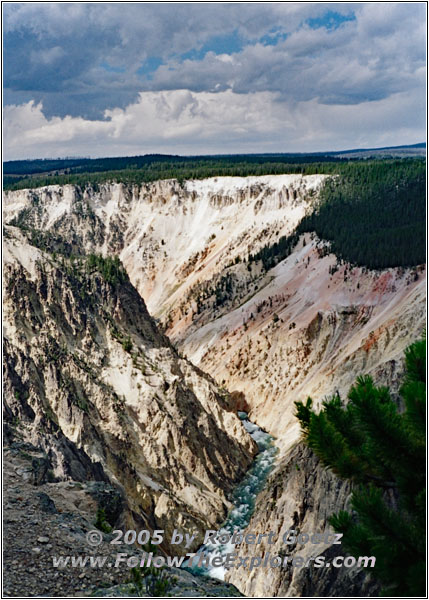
5, 177, 425, 453
4, 227, 255, 554
4, 175, 426, 595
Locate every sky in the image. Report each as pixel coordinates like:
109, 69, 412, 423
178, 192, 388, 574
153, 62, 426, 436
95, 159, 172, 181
3, 2, 426, 160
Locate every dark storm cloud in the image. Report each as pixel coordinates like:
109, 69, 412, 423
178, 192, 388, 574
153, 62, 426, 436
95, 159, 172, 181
3, 3, 426, 159
148, 4, 425, 105
4, 2, 358, 116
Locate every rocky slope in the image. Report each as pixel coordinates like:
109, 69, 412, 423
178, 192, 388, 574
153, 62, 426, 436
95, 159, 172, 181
4, 175, 426, 597
181, 235, 426, 452
225, 443, 380, 597
3, 175, 325, 319
3, 441, 243, 597
3, 226, 256, 557
4, 177, 425, 454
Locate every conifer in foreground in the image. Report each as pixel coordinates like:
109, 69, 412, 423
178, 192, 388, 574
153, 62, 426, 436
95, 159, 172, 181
295, 337, 426, 596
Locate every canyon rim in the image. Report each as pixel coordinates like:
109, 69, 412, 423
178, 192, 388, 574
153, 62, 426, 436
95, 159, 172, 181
2, 2, 426, 599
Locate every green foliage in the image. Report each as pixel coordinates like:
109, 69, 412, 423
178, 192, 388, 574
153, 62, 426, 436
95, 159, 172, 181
8, 207, 31, 228
297, 159, 426, 268
249, 232, 299, 270
249, 159, 425, 270
213, 272, 234, 307
94, 507, 112, 533
7, 157, 425, 271
86, 254, 128, 286
295, 338, 426, 596
129, 566, 143, 592
44, 336, 68, 363
60, 372, 90, 413
129, 543, 171, 597
121, 336, 133, 353
294, 397, 313, 432
3, 153, 351, 191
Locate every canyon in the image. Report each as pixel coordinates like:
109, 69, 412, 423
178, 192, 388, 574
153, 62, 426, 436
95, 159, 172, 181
3, 175, 426, 596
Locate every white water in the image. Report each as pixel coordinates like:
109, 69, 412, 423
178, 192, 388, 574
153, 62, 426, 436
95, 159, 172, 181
184, 412, 278, 580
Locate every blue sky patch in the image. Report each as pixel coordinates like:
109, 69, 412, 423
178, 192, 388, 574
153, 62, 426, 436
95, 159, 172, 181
260, 29, 288, 47
306, 11, 356, 31
137, 57, 164, 78
180, 30, 244, 61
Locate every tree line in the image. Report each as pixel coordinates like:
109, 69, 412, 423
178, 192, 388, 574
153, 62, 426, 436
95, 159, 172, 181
249, 159, 425, 270
4, 154, 353, 191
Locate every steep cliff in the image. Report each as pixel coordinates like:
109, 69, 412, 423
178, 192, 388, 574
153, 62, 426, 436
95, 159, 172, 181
182, 236, 425, 452
5, 177, 425, 456
225, 443, 380, 597
3, 226, 256, 554
3, 175, 426, 597
3, 175, 325, 318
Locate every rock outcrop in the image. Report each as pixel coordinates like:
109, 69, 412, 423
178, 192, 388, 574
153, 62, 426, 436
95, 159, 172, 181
5, 177, 424, 459
3, 441, 244, 597
182, 236, 426, 453
3, 175, 426, 597
225, 443, 380, 597
3, 227, 256, 555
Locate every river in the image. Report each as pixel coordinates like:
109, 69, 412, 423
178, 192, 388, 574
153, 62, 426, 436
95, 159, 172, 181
183, 411, 278, 580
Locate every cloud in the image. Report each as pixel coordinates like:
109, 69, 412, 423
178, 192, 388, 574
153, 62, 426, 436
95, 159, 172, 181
3, 3, 426, 157
4, 88, 424, 160
2, 3, 394, 116
148, 4, 426, 105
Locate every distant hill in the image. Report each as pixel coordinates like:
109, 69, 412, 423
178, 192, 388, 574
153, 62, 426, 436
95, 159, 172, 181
3, 144, 425, 177
330, 142, 426, 159
3, 144, 425, 192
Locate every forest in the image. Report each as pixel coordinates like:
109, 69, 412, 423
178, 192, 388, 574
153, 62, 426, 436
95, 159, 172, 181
4, 153, 351, 190
4, 154, 425, 270
249, 159, 426, 270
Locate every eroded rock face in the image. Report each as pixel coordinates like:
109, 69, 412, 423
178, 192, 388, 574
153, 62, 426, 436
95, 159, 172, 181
3, 228, 256, 554
4, 176, 426, 596
183, 238, 425, 453
3, 443, 244, 598
225, 443, 380, 597
3, 175, 326, 318
4, 178, 425, 459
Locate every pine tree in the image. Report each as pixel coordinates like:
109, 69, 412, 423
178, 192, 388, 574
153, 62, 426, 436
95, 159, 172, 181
295, 338, 426, 596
